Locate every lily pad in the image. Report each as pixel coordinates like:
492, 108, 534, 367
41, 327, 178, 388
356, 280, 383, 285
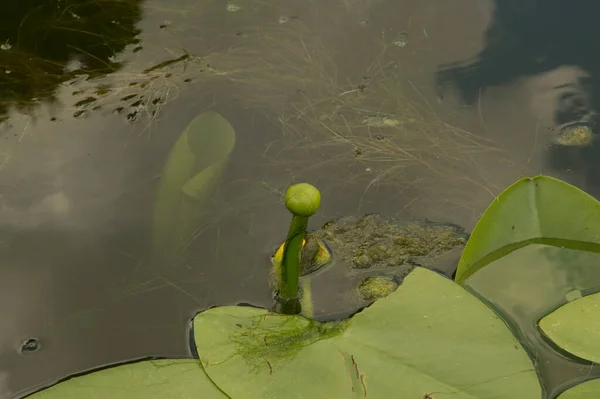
455, 176, 600, 284
194, 267, 541, 399
556, 378, 600, 398
28, 358, 229, 398
539, 292, 600, 363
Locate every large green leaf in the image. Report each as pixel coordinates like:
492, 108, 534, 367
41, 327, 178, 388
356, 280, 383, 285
556, 379, 600, 398
539, 291, 600, 363
27, 359, 229, 398
194, 267, 541, 399
153, 111, 236, 256
456, 175, 600, 284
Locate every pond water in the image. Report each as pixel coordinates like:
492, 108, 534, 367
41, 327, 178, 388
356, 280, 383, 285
1, 0, 600, 398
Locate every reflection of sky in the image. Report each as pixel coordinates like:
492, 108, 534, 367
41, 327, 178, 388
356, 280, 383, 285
0, 2, 215, 396
436, 0, 600, 199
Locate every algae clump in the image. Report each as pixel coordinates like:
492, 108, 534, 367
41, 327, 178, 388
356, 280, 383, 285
358, 276, 398, 301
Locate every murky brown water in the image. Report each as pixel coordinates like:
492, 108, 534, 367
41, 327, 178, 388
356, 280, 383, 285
1, 0, 600, 397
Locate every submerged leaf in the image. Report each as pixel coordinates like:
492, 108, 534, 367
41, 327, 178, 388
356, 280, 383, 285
27, 359, 228, 398
456, 176, 600, 283
194, 267, 541, 399
539, 292, 600, 363
556, 378, 600, 398
153, 111, 236, 256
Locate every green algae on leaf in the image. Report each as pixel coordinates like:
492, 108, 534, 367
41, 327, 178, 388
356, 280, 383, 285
455, 176, 600, 284
539, 291, 600, 363
27, 359, 228, 399
194, 267, 541, 399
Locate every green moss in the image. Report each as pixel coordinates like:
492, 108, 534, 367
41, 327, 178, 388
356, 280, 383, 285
393, 223, 467, 256
393, 235, 427, 255
352, 251, 372, 269
230, 313, 349, 372
366, 245, 391, 261
358, 276, 398, 301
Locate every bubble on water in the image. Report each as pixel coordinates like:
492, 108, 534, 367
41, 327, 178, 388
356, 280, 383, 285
227, 3, 241, 12
392, 32, 408, 47
565, 289, 582, 302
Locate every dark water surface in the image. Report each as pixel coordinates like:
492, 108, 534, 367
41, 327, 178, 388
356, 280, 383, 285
1, 0, 600, 397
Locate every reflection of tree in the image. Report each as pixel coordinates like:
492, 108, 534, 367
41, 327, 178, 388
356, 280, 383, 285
435, 0, 600, 195
0, 0, 142, 120
436, 0, 600, 125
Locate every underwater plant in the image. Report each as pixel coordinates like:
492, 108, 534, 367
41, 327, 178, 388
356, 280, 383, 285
152, 110, 236, 258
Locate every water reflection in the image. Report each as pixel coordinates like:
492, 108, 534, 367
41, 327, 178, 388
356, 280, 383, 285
436, 0, 600, 197
0, 0, 142, 121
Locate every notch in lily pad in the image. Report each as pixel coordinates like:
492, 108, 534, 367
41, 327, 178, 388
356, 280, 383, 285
275, 183, 321, 315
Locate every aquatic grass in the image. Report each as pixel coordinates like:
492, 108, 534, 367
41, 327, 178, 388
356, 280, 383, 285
238, 44, 509, 211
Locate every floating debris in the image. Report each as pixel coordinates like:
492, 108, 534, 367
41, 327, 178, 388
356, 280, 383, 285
94, 87, 111, 96
362, 116, 400, 128
121, 94, 137, 101
392, 32, 409, 47
143, 53, 190, 74
127, 111, 138, 122
19, 338, 41, 353
74, 97, 97, 107
227, 3, 241, 12
73, 110, 86, 118
554, 122, 594, 147
1, 39, 11, 50
278, 15, 289, 24
359, 76, 371, 92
